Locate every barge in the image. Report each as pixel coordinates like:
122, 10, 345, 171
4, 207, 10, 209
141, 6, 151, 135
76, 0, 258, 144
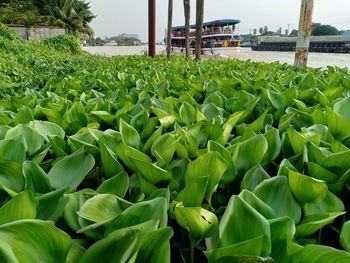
251, 35, 350, 53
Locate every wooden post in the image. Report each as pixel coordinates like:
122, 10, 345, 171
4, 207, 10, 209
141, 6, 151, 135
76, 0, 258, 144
167, 0, 173, 58
149, 0, 156, 57
195, 0, 204, 61
294, 0, 314, 68
183, 0, 190, 57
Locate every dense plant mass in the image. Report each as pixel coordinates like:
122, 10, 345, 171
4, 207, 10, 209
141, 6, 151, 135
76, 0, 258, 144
2, 27, 350, 263
0, 0, 95, 35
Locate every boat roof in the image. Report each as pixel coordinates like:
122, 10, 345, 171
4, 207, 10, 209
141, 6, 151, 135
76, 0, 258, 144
173, 19, 240, 30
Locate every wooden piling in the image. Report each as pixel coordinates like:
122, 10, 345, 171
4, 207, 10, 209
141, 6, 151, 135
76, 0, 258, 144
294, 0, 314, 68
148, 0, 156, 57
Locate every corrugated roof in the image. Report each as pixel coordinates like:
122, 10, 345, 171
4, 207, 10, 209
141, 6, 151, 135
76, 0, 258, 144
173, 19, 240, 30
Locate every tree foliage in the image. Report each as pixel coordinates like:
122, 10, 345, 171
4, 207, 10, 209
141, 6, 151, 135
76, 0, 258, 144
0, 0, 95, 35
312, 23, 340, 36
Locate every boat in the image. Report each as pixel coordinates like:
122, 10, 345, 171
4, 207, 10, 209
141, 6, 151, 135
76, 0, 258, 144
251, 35, 350, 53
170, 19, 241, 55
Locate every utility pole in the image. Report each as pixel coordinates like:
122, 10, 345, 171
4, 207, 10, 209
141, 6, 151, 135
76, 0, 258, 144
149, 0, 156, 57
167, 0, 173, 58
294, 0, 314, 68
195, 0, 204, 61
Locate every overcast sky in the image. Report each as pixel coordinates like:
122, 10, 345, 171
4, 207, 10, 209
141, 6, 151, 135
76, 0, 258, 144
89, 0, 350, 41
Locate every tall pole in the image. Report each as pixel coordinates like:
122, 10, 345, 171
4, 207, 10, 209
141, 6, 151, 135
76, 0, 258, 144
294, 0, 314, 68
167, 0, 173, 58
149, 0, 156, 57
195, 0, 204, 61
183, 0, 190, 57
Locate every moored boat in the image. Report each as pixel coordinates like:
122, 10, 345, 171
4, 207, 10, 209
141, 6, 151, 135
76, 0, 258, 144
170, 19, 241, 55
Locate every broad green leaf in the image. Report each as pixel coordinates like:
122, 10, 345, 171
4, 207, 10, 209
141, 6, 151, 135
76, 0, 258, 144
97, 171, 129, 198
176, 176, 208, 207
290, 244, 350, 263
241, 165, 271, 192
135, 227, 173, 263
239, 190, 275, 220
77, 194, 123, 227
296, 212, 345, 237
105, 197, 168, 236
130, 156, 173, 186
0, 219, 71, 263
36, 187, 68, 222
254, 176, 301, 224
340, 221, 350, 252
334, 97, 350, 122
120, 118, 140, 149
66, 242, 86, 263
306, 162, 338, 184
234, 135, 268, 175
327, 109, 350, 141
262, 126, 281, 165
29, 120, 65, 140
0, 159, 25, 195
219, 196, 271, 256
22, 161, 51, 194
0, 138, 26, 163
174, 204, 218, 240
48, 151, 95, 191
0, 191, 37, 225
5, 124, 44, 156
208, 236, 266, 262
99, 143, 124, 178
288, 170, 328, 204
79, 223, 148, 263
151, 134, 177, 166
303, 191, 345, 216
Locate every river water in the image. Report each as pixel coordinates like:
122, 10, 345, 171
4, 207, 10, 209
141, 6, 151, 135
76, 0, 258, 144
83, 46, 350, 69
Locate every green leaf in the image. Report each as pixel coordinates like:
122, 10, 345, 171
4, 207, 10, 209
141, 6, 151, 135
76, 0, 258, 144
0, 138, 26, 163
48, 151, 95, 191
99, 143, 124, 179
234, 135, 268, 175
174, 204, 218, 240
0, 191, 37, 225
5, 124, 45, 156
219, 196, 271, 256
36, 187, 68, 222
296, 212, 345, 237
0, 159, 25, 195
22, 161, 51, 194
135, 227, 173, 263
303, 191, 345, 216
208, 236, 266, 262
120, 118, 141, 149
326, 109, 350, 141
77, 194, 123, 229
254, 176, 301, 224
340, 220, 350, 252
0, 219, 71, 263
239, 190, 275, 220
290, 244, 350, 263
288, 170, 328, 204
334, 97, 350, 122
29, 120, 65, 140
240, 165, 271, 192
78, 223, 147, 263
97, 171, 129, 198
105, 197, 168, 236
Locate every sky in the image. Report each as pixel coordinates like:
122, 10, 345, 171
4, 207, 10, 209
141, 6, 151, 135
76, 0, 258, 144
88, 0, 350, 41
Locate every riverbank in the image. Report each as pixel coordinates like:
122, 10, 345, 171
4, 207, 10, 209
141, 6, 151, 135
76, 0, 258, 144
83, 45, 350, 68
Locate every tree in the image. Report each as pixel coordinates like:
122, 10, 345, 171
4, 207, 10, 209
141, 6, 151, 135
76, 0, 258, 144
166, 0, 173, 58
195, 0, 204, 61
263, 25, 268, 35
277, 27, 282, 35
253, 28, 257, 36
284, 29, 289, 36
183, 0, 190, 57
259, 27, 263, 35
312, 23, 339, 36
289, 29, 298, 37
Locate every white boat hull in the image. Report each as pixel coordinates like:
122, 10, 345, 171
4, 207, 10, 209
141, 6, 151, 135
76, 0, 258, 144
171, 47, 240, 56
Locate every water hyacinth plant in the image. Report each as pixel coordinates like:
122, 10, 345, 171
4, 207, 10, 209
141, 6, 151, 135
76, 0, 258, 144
1, 24, 350, 262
